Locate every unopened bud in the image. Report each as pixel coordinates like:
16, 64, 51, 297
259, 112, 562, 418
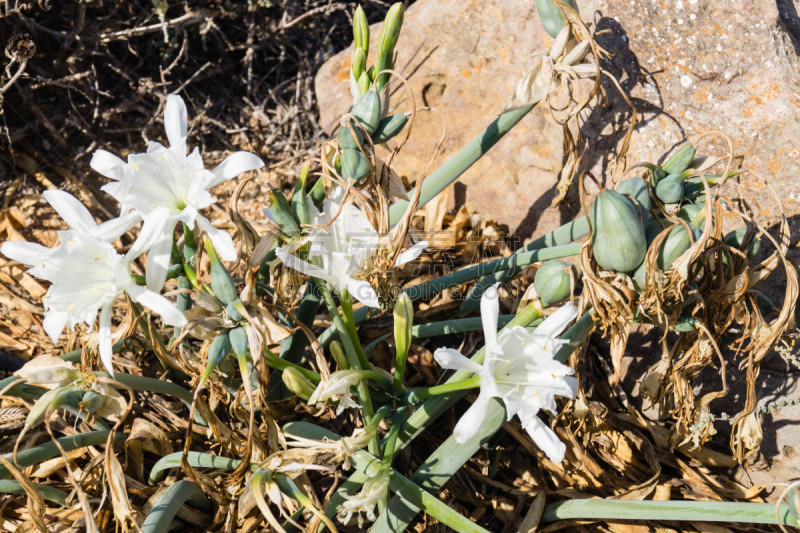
330, 340, 350, 370
282, 367, 316, 401
353, 5, 370, 55
375, 2, 404, 90
393, 293, 413, 395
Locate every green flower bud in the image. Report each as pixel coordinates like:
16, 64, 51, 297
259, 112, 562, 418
615, 176, 651, 213
282, 367, 316, 401
357, 70, 371, 96
291, 162, 312, 226
661, 144, 696, 175
536, 0, 579, 38
657, 225, 701, 271
351, 90, 382, 135
330, 340, 350, 370
351, 48, 367, 87
590, 190, 647, 273
393, 292, 413, 395
534, 260, 574, 305
371, 113, 409, 144
341, 148, 370, 182
268, 188, 301, 236
375, 2, 404, 90
202, 331, 232, 384
204, 239, 238, 305
353, 5, 370, 55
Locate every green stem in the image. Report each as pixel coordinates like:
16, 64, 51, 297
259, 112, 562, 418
141, 480, 211, 533
318, 283, 380, 456
389, 104, 536, 225
542, 499, 798, 527
405, 376, 481, 403
340, 290, 371, 370
263, 348, 321, 382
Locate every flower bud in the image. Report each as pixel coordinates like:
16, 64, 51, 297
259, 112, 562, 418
534, 260, 574, 305
357, 70, 371, 97
535, 0, 579, 38
351, 48, 367, 84
393, 293, 413, 394
589, 190, 647, 273
661, 144, 696, 175
267, 188, 301, 236
282, 367, 316, 401
204, 239, 238, 305
375, 2, 404, 90
371, 113, 408, 144
330, 340, 350, 370
353, 5, 369, 55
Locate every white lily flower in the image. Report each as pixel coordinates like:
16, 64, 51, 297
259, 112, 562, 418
307, 369, 363, 415
433, 285, 578, 462
1, 196, 187, 376
337, 470, 389, 528
274, 187, 427, 308
90, 94, 264, 292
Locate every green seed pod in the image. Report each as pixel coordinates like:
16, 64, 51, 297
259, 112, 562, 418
655, 173, 687, 204
353, 5, 369, 55
371, 113, 409, 144
204, 239, 238, 305
535, 0, 579, 38
26, 387, 82, 428
329, 340, 350, 370
225, 299, 244, 322
351, 90, 381, 135
534, 260, 574, 305
291, 162, 311, 226
657, 225, 702, 271
337, 121, 365, 150
268, 188, 301, 236
341, 148, 370, 182
632, 260, 647, 292
662, 144, 697, 175
615, 176, 651, 213
678, 202, 703, 226
79, 390, 105, 414
229, 325, 248, 358
351, 47, 367, 84
724, 228, 761, 260
202, 331, 232, 384
282, 367, 316, 401
645, 217, 666, 244
589, 190, 647, 273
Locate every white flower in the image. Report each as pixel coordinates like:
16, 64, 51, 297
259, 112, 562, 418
274, 187, 426, 308
90, 94, 264, 291
307, 369, 363, 414
337, 470, 389, 528
1, 193, 187, 376
433, 284, 578, 462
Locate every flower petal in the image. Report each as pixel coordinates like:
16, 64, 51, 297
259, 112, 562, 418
130, 286, 187, 327
126, 207, 173, 261
144, 234, 175, 293
453, 391, 493, 444
92, 211, 141, 242
393, 240, 428, 267
196, 215, 237, 262
98, 304, 115, 376
209, 151, 264, 189
44, 190, 97, 233
481, 283, 501, 351
535, 302, 578, 338
433, 348, 483, 374
1, 240, 50, 267
164, 94, 188, 149
343, 278, 380, 308
523, 414, 567, 463
90, 149, 126, 180
42, 311, 70, 345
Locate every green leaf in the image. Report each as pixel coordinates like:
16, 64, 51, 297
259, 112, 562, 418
0, 479, 68, 506
148, 451, 243, 485
141, 481, 212, 533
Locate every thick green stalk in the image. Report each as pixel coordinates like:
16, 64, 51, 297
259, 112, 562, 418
542, 499, 798, 527
405, 376, 481, 403
340, 290, 371, 370
389, 104, 535, 225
